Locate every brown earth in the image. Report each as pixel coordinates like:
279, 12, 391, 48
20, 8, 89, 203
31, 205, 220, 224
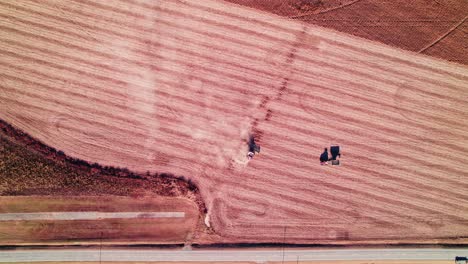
224, 0, 468, 64
0, 0, 467, 245
0, 196, 198, 244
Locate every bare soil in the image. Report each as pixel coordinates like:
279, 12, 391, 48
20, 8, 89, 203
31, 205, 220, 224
0, 196, 198, 244
224, 0, 468, 64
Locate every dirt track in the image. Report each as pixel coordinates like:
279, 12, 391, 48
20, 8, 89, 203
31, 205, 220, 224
0, 0, 468, 243
0, 196, 198, 244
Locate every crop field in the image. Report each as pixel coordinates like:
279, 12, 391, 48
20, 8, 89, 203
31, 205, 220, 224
0, 196, 198, 244
224, 0, 468, 64
0, 0, 467, 244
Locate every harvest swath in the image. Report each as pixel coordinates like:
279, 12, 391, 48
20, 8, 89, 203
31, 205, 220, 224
0, 0, 467, 243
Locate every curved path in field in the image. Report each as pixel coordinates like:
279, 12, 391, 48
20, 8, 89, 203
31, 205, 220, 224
0, 0, 467, 243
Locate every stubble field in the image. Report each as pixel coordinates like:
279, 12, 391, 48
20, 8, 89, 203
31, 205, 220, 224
224, 0, 468, 64
0, 0, 467, 244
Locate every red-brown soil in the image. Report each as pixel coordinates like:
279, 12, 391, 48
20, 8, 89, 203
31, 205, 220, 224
0, 0, 467, 244
0, 196, 199, 244
224, 0, 468, 64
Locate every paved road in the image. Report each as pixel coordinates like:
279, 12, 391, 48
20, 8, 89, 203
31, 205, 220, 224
0, 248, 466, 262
0, 212, 184, 221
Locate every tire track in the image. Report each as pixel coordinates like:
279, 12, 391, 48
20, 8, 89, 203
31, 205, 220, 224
289, 0, 362, 18
419, 15, 468, 53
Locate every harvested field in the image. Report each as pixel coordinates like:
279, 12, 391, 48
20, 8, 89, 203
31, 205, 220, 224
224, 0, 468, 64
0, 196, 198, 244
0, 0, 468, 244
